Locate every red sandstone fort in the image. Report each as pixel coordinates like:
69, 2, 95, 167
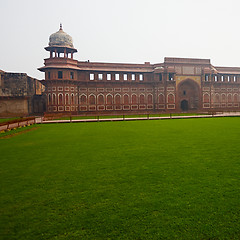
1, 24, 240, 116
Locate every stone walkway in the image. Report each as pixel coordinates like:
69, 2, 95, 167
35, 112, 240, 124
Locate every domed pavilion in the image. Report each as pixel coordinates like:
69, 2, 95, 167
45, 24, 77, 59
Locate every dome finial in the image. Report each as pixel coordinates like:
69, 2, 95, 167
60, 23, 62, 30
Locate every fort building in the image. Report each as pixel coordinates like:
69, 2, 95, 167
38, 25, 240, 115
0, 70, 45, 117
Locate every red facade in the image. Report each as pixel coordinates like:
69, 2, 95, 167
39, 27, 240, 114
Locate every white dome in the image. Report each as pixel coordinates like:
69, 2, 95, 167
48, 24, 74, 48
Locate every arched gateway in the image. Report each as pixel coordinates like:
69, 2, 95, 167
178, 79, 200, 111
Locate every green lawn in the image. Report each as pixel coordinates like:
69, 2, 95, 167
1, 118, 240, 239
0, 117, 20, 123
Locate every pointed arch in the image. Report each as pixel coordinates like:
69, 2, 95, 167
65, 93, 70, 105
147, 94, 153, 104
80, 94, 87, 104
71, 93, 75, 104
139, 94, 145, 104
48, 93, 51, 104
167, 93, 175, 104
123, 94, 129, 104
221, 93, 226, 103
203, 93, 210, 103
89, 94, 96, 105
58, 93, 63, 105
227, 94, 232, 103
131, 94, 137, 104
97, 94, 104, 104
158, 93, 165, 103
233, 93, 238, 103
115, 94, 121, 104
52, 93, 56, 105
106, 94, 113, 105
215, 93, 220, 103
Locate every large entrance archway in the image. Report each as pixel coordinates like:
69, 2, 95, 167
178, 79, 200, 111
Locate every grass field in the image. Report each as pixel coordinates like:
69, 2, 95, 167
0, 117, 20, 123
1, 117, 240, 239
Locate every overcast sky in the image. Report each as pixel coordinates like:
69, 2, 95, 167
1, 0, 240, 79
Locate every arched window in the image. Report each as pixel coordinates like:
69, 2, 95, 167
140, 94, 145, 104
221, 94, 226, 102
159, 94, 165, 103
66, 94, 69, 105
52, 94, 56, 105
124, 94, 129, 104
71, 94, 75, 104
106, 95, 113, 105
167, 94, 174, 104
132, 94, 137, 104
80, 95, 87, 104
147, 94, 153, 104
89, 95, 96, 105
233, 94, 238, 103
115, 94, 121, 104
203, 93, 210, 103
227, 94, 232, 103
98, 95, 104, 104
48, 94, 51, 104
215, 94, 220, 103
75, 94, 78, 105
58, 94, 63, 105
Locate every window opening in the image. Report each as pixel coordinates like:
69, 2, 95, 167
205, 74, 209, 82
159, 74, 162, 81
107, 74, 111, 80
58, 71, 63, 79
115, 74, 119, 81
98, 74, 103, 80
169, 73, 174, 81
90, 73, 94, 80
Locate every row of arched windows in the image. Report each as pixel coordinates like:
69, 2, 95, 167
203, 93, 240, 103
78, 94, 154, 105
47, 92, 179, 105
47, 93, 176, 105
48, 93, 76, 105
47, 93, 169, 105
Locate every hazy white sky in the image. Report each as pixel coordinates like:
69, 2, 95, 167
1, 0, 240, 79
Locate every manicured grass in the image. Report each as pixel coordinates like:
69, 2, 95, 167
1, 117, 240, 239
0, 117, 20, 123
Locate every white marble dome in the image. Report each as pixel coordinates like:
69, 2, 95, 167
49, 24, 74, 48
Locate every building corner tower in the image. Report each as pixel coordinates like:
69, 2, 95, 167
38, 24, 79, 113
